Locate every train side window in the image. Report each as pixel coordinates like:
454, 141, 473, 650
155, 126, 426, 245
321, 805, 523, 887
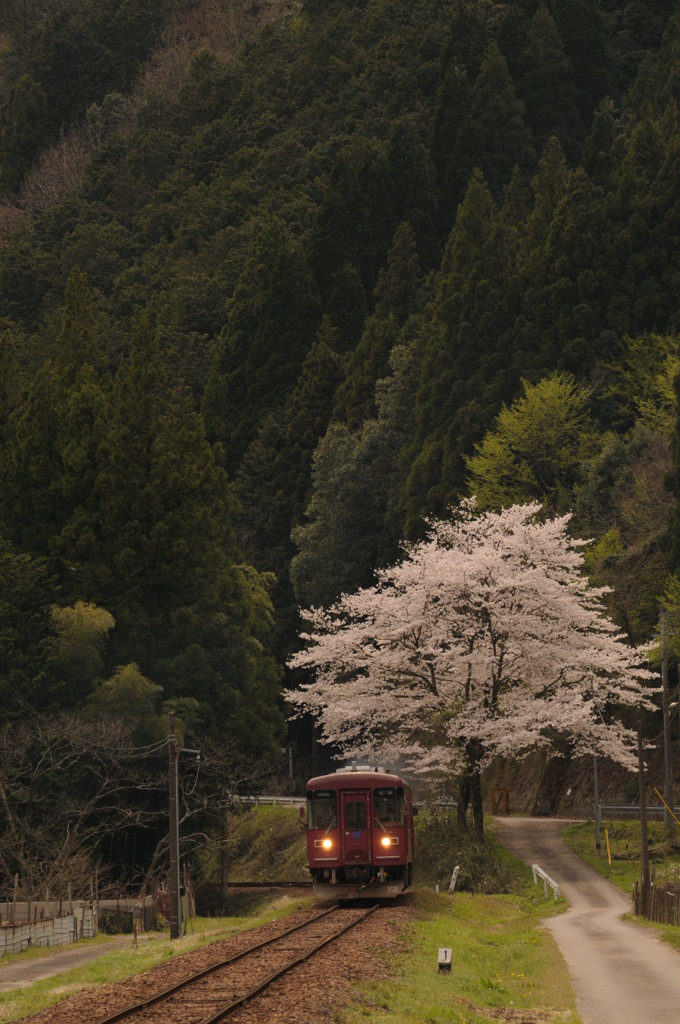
307, 792, 337, 829
345, 801, 366, 830
373, 787, 404, 824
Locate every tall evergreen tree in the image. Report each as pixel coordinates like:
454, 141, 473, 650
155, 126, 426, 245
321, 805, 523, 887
516, 5, 584, 164
430, 0, 489, 229
1, 269, 111, 559
333, 222, 422, 428
90, 321, 283, 753
516, 167, 615, 375
449, 42, 535, 204
406, 169, 523, 529
550, 0, 611, 123
202, 220, 322, 473
0, 538, 55, 720
236, 321, 346, 654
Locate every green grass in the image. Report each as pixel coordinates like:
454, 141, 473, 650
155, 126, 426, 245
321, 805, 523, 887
562, 818, 680, 893
219, 804, 309, 882
342, 888, 581, 1024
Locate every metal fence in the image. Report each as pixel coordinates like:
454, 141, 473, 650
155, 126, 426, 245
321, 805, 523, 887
599, 804, 666, 818
234, 795, 305, 807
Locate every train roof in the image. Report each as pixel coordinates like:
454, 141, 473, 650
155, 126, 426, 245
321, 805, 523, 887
306, 766, 406, 790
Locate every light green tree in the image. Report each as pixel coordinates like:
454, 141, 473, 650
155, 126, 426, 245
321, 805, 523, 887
465, 372, 598, 512
86, 661, 165, 743
49, 600, 115, 707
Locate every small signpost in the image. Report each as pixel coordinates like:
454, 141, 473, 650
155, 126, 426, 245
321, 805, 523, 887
438, 947, 452, 972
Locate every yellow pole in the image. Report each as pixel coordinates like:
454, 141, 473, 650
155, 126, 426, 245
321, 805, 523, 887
653, 787, 680, 827
605, 828, 611, 866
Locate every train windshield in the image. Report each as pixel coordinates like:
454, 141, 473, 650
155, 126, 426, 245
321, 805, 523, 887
373, 787, 404, 824
344, 800, 366, 830
307, 790, 337, 829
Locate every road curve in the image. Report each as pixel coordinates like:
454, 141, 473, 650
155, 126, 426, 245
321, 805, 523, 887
497, 817, 680, 1024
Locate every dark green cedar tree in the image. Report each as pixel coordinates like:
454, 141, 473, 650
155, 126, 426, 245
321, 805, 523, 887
516, 5, 584, 165
405, 168, 523, 529
89, 319, 283, 755
549, 0, 611, 123
448, 42, 535, 205
332, 221, 422, 428
202, 219, 322, 473
0, 538, 55, 720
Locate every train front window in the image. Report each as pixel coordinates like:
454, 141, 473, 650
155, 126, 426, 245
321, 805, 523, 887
307, 791, 337, 829
374, 787, 404, 824
344, 801, 365, 830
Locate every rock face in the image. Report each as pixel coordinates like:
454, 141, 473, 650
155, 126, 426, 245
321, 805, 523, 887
487, 742, 672, 819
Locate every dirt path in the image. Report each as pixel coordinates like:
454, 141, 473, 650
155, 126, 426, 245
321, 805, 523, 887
498, 817, 680, 1024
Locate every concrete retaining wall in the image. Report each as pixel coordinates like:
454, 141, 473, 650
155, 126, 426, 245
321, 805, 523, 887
0, 908, 96, 955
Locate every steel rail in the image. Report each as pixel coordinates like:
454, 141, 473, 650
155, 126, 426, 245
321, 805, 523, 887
202, 903, 380, 1023
225, 880, 313, 888
93, 904, 341, 1024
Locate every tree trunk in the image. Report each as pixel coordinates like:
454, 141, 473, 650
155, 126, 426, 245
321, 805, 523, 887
457, 776, 471, 829
464, 740, 485, 839
221, 834, 229, 898
471, 768, 484, 840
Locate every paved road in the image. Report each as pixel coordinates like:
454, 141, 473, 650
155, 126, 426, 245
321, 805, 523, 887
0, 934, 143, 992
498, 817, 680, 1024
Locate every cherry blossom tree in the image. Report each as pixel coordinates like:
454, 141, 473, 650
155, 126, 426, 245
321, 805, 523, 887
287, 500, 655, 835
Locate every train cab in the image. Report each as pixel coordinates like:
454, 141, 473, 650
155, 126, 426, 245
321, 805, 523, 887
305, 764, 415, 899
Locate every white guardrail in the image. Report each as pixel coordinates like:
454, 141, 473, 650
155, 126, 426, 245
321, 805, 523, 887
532, 864, 560, 901
234, 795, 305, 807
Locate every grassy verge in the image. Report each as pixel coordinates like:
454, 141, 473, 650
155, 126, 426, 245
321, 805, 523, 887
0, 897, 313, 1023
224, 804, 309, 882
562, 818, 680, 951
562, 818, 680, 893
343, 887, 581, 1024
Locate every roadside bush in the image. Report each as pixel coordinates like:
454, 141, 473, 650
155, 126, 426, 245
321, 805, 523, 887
414, 809, 530, 894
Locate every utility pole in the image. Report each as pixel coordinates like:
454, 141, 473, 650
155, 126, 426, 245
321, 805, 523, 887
637, 720, 650, 901
590, 680, 601, 850
168, 711, 181, 940
593, 752, 601, 851
661, 611, 675, 827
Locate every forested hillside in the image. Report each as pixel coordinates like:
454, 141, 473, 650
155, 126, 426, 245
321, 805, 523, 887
1, 0, 680, 799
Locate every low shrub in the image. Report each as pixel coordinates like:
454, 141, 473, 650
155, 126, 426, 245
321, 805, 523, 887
414, 809, 531, 894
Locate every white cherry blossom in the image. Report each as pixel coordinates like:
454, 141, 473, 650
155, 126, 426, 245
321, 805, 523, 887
287, 500, 656, 783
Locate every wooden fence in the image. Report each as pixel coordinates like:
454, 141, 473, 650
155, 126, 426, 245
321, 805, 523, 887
633, 877, 680, 926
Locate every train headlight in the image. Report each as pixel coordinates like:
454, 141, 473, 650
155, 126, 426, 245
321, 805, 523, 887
381, 836, 392, 847
322, 838, 333, 850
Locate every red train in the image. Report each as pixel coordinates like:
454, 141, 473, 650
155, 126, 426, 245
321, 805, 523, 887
305, 764, 415, 899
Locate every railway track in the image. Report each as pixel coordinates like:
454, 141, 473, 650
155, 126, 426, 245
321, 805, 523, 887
225, 880, 312, 888
92, 903, 379, 1024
